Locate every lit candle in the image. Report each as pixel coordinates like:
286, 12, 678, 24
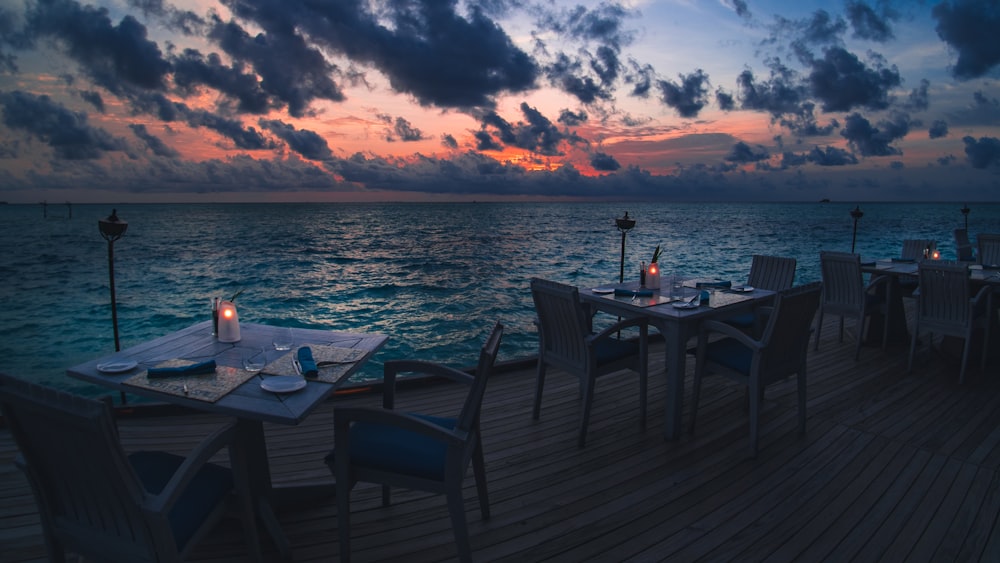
217, 300, 241, 342
647, 262, 661, 289
932, 249, 940, 260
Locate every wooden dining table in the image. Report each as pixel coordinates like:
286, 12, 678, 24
66, 321, 388, 561
579, 279, 775, 441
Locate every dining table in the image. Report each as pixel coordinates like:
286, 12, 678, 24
66, 321, 388, 561
579, 278, 775, 441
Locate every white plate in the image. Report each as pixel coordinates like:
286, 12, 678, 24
96, 360, 138, 373
672, 301, 699, 309
731, 285, 754, 292
592, 287, 615, 294
260, 376, 306, 394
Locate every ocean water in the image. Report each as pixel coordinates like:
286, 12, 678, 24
2, 201, 997, 399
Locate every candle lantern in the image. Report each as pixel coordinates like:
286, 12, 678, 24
217, 300, 241, 342
646, 262, 661, 289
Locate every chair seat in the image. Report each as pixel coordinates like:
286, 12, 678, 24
129, 451, 234, 552
594, 336, 640, 365
327, 413, 456, 481
702, 337, 752, 375
725, 312, 756, 328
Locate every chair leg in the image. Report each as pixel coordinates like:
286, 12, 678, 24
472, 437, 490, 520
838, 316, 845, 343
578, 376, 595, 448
748, 376, 761, 458
446, 485, 473, 563
690, 360, 703, 434
335, 469, 352, 563
797, 370, 807, 437
532, 362, 546, 420
853, 313, 863, 361
908, 323, 919, 373
960, 330, 972, 385
814, 310, 825, 351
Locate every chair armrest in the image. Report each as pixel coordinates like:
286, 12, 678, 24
865, 274, 890, 292
144, 420, 239, 515
382, 360, 473, 409
699, 319, 763, 350
972, 284, 992, 315
589, 316, 648, 343
334, 407, 466, 447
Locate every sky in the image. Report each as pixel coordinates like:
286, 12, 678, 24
0, 0, 998, 203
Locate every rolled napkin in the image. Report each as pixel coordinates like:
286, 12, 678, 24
614, 288, 653, 297
147, 359, 216, 379
696, 280, 732, 289
297, 346, 318, 378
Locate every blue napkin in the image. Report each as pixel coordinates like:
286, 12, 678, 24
147, 359, 216, 379
696, 280, 732, 289
297, 346, 318, 378
615, 288, 653, 297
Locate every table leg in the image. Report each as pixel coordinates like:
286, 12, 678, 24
657, 321, 688, 441
235, 419, 293, 561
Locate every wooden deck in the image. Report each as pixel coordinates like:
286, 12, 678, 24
4, 309, 1000, 562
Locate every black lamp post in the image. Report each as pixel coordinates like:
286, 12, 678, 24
98, 209, 128, 352
961, 203, 970, 230
615, 212, 636, 283
850, 205, 864, 254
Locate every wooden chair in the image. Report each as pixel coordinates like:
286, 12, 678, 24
954, 229, 975, 261
725, 254, 797, 332
530, 278, 648, 447
901, 239, 936, 260
814, 251, 890, 360
691, 282, 822, 457
908, 261, 991, 384
977, 234, 1000, 266
327, 322, 503, 563
0, 372, 259, 563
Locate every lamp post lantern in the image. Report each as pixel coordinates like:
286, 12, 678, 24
962, 203, 970, 231
850, 205, 864, 254
615, 212, 636, 283
98, 209, 128, 352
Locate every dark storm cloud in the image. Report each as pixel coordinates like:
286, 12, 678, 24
767, 9, 846, 59
392, 117, 424, 142
933, 0, 1000, 80
127, 90, 276, 150
558, 109, 587, 126
590, 151, 620, 171
905, 78, 930, 112
840, 112, 912, 157
537, 2, 634, 48
128, 123, 179, 158
127, 0, 206, 36
962, 136, 1000, 169
735, 62, 807, 118
929, 120, 948, 139
808, 47, 901, 112
780, 151, 809, 168
478, 104, 583, 156
226, 0, 538, 110
79, 90, 104, 112
545, 53, 612, 104
260, 119, 332, 161
171, 49, 272, 114
806, 145, 858, 166
846, 1, 897, 42
716, 89, 735, 111
657, 69, 710, 118
207, 16, 343, 118
474, 129, 503, 152
25, 0, 171, 93
0, 90, 126, 159
780, 103, 839, 137
726, 141, 769, 163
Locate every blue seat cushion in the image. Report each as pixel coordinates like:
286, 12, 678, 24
703, 337, 752, 376
593, 337, 639, 365
724, 312, 756, 327
129, 450, 233, 551
328, 413, 456, 481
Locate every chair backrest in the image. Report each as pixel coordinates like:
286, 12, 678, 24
759, 282, 822, 375
916, 261, 972, 331
530, 278, 592, 373
747, 254, 797, 291
977, 234, 1000, 266
818, 251, 865, 311
0, 373, 160, 561
456, 322, 504, 433
901, 239, 936, 260
954, 229, 974, 260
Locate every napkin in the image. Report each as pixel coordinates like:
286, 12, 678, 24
615, 288, 653, 297
147, 359, 216, 378
696, 280, 732, 289
297, 346, 318, 378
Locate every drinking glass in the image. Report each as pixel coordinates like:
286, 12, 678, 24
243, 348, 266, 373
670, 278, 684, 301
272, 327, 293, 351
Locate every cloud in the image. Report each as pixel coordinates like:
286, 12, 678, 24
807, 47, 901, 112
558, 109, 587, 126
0, 90, 126, 159
905, 78, 930, 112
590, 151, 620, 171
260, 119, 332, 160
841, 112, 912, 157
657, 69, 710, 118
807, 145, 858, 166
933, 0, 1000, 79
727, 0, 751, 19
128, 123, 178, 158
171, 48, 273, 114
962, 136, 1000, 169
929, 120, 948, 139
545, 52, 612, 104
846, 1, 897, 42
734, 59, 808, 118
725, 141, 769, 163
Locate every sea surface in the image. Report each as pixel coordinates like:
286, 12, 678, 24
2, 201, 998, 400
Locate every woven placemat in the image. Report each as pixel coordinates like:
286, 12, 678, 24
124, 359, 255, 402
709, 292, 754, 308
261, 344, 367, 385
